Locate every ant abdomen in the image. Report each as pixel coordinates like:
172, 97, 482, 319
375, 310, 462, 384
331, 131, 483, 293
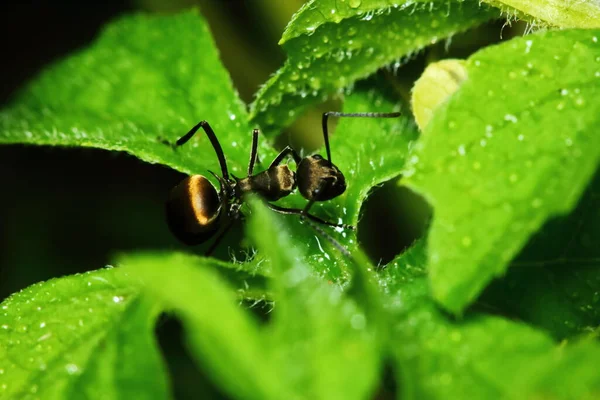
166, 175, 222, 245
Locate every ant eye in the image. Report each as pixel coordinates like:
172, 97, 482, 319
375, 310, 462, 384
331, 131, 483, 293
312, 154, 323, 160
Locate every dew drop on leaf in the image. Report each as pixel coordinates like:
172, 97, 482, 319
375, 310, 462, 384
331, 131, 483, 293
65, 363, 80, 375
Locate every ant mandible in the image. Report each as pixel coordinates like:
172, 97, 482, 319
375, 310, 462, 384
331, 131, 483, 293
166, 111, 401, 254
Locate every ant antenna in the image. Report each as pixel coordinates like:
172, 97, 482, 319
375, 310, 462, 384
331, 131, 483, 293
322, 111, 402, 164
247, 129, 260, 176
177, 121, 231, 180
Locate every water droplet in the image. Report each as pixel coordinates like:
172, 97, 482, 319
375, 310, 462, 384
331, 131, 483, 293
517, 134, 525, 141
593, 36, 598, 43
473, 161, 481, 170
560, 89, 569, 96
565, 137, 573, 147
330, 8, 336, 14
457, 145, 466, 156
65, 364, 80, 375
524, 39, 533, 54
348, 0, 361, 7
556, 102, 565, 110
575, 97, 585, 106
322, 35, 329, 44
112, 296, 123, 303
461, 236, 472, 247
39, 322, 46, 328
479, 139, 487, 147
504, 114, 518, 123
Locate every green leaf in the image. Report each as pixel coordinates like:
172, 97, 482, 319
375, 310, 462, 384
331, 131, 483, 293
247, 197, 381, 400
250, 0, 498, 136
381, 246, 600, 400
483, 0, 600, 28
268, 88, 417, 281
123, 204, 384, 400
405, 29, 600, 313
0, 268, 169, 399
480, 167, 600, 339
0, 11, 274, 176
120, 251, 284, 400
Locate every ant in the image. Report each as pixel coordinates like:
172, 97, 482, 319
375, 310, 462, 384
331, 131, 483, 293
166, 111, 401, 255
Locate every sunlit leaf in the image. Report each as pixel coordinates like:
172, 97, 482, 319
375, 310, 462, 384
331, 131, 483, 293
405, 29, 600, 313
270, 88, 417, 281
483, 0, 600, 28
0, 11, 275, 176
251, 0, 498, 136
247, 197, 381, 400
0, 269, 168, 399
480, 168, 600, 339
121, 251, 283, 400
381, 243, 600, 400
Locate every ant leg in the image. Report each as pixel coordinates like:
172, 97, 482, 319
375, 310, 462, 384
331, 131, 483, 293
322, 111, 402, 163
248, 129, 260, 176
303, 218, 352, 258
269, 146, 302, 168
265, 203, 353, 258
177, 121, 230, 180
265, 203, 355, 230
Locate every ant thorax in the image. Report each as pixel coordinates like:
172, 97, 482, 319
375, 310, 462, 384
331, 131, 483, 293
235, 165, 297, 202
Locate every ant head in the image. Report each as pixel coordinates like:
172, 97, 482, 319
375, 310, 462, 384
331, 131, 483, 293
297, 154, 346, 201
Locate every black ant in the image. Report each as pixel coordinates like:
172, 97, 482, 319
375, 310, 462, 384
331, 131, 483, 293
165, 112, 401, 255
